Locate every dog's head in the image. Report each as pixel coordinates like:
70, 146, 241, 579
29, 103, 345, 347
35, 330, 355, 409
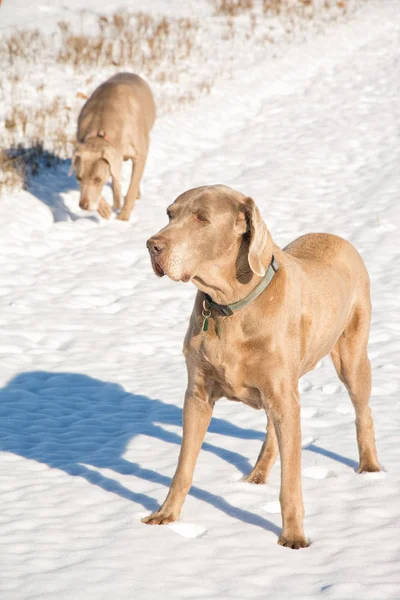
146, 185, 269, 284
70, 142, 120, 211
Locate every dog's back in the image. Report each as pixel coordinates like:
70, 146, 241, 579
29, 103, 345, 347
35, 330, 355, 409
78, 72, 156, 146
284, 232, 369, 292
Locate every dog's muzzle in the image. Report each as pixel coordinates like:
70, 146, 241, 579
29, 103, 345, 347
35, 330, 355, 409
147, 237, 167, 277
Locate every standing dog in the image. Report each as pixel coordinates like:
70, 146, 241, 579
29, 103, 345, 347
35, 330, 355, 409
71, 73, 156, 220
144, 184, 380, 548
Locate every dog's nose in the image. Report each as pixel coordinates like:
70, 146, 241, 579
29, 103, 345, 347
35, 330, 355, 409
79, 198, 89, 210
147, 237, 167, 255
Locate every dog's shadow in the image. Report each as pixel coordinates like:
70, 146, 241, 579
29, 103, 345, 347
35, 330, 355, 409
19, 151, 100, 223
0, 371, 357, 536
27, 156, 101, 223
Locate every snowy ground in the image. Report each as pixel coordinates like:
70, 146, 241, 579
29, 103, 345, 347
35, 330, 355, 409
1, 1, 400, 599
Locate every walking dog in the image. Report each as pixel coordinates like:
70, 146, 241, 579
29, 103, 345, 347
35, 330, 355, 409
71, 73, 155, 220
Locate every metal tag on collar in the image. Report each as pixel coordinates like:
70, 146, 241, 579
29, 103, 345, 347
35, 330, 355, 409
202, 299, 211, 332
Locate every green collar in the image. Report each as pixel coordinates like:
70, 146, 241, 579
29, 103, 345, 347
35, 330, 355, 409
202, 255, 279, 331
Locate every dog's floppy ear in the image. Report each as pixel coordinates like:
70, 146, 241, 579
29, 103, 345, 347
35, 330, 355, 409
68, 148, 79, 176
101, 145, 121, 181
69, 143, 85, 176
242, 196, 269, 276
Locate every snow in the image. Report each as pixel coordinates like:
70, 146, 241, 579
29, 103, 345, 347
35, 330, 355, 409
1, 0, 400, 598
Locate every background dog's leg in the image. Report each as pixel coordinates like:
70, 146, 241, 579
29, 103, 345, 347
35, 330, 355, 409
112, 176, 122, 211
118, 156, 145, 221
142, 391, 213, 525
330, 306, 380, 473
265, 387, 307, 549
244, 417, 278, 484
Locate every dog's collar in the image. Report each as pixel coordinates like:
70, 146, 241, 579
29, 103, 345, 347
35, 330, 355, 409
84, 130, 115, 148
202, 255, 278, 331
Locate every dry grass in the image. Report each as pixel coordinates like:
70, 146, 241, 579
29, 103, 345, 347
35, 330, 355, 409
3, 97, 73, 157
213, 0, 356, 44
0, 10, 201, 192
0, 95, 73, 195
4, 29, 47, 66
0, 143, 61, 195
212, 0, 354, 18
262, 0, 352, 17
0, 150, 25, 193
0, 11, 199, 75
212, 0, 254, 16
0, 2, 363, 192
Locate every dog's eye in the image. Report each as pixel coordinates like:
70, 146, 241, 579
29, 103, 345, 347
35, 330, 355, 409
167, 210, 173, 220
94, 177, 102, 185
194, 213, 208, 223
76, 175, 82, 182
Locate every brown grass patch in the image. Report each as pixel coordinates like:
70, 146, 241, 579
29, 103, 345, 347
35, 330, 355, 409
0, 2, 363, 189
1, 11, 199, 75
212, 0, 254, 16
262, 0, 353, 17
0, 10, 202, 188
0, 143, 61, 196
0, 150, 25, 194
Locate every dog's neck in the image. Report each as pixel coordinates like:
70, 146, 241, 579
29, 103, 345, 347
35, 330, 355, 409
193, 234, 276, 306
81, 137, 108, 152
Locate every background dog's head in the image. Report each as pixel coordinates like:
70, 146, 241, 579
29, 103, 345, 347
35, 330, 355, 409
70, 140, 120, 211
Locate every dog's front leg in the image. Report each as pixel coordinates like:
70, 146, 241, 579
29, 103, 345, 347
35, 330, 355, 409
111, 176, 122, 211
118, 156, 145, 221
264, 385, 307, 549
142, 389, 213, 525
97, 197, 112, 219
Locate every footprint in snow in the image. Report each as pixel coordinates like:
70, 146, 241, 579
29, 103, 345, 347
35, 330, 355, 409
167, 522, 208, 539
136, 512, 207, 539
322, 383, 341, 395
302, 466, 337, 480
302, 436, 317, 448
262, 501, 281, 514
336, 403, 353, 415
301, 407, 318, 419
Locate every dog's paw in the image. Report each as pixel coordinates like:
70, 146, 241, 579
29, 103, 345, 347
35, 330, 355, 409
243, 470, 267, 485
141, 509, 179, 526
278, 533, 308, 550
117, 209, 131, 221
98, 198, 112, 219
358, 461, 381, 474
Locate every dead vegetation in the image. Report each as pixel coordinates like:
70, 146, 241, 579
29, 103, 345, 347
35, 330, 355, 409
1, 96, 72, 193
0, 10, 201, 194
262, 0, 352, 17
0, 143, 61, 194
0, 11, 199, 75
0, 150, 25, 192
56, 12, 198, 74
4, 28, 46, 66
211, 0, 254, 16
212, 0, 354, 17
0, 2, 363, 193
0, 96, 73, 184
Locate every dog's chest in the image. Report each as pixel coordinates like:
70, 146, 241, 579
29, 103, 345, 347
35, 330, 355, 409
192, 325, 263, 409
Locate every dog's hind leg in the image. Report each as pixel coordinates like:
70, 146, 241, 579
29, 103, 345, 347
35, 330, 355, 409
244, 417, 278, 484
330, 304, 380, 473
